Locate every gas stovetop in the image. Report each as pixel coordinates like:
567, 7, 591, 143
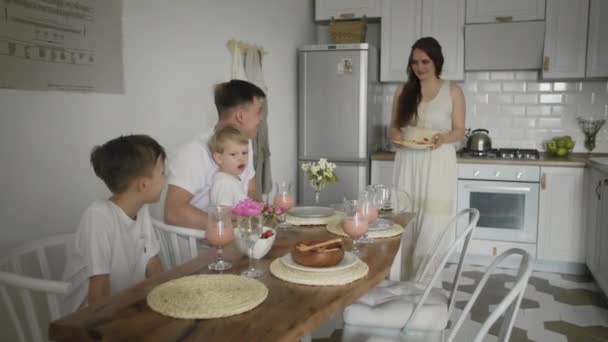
460, 148, 541, 160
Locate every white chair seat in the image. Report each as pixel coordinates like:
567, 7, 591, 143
344, 280, 449, 330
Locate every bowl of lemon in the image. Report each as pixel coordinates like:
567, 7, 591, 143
546, 136, 575, 157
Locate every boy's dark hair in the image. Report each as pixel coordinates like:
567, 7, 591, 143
214, 79, 266, 119
90, 135, 166, 193
208, 125, 249, 154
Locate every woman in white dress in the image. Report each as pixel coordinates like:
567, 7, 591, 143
389, 37, 466, 282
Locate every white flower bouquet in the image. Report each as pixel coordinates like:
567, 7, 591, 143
301, 158, 338, 193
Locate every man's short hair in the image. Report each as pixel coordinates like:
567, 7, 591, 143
214, 79, 266, 119
208, 125, 249, 154
90, 134, 166, 193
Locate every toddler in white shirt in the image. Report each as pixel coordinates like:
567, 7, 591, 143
208, 125, 250, 207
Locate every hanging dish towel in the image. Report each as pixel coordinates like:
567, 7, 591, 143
231, 44, 247, 81
244, 45, 272, 195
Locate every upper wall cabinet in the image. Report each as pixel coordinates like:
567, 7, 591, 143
381, 0, 465, 82
465, 0, 546, 23
586, 0, 608, 78
315, 0, 381, 21
542, 0, 589, 79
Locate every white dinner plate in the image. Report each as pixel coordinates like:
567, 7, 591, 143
368, 218, 393, 231
280, 251, 358, 272
287, 206, 335, 218
392, 139, 433, 150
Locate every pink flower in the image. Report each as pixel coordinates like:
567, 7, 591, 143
231, 198, 265, 217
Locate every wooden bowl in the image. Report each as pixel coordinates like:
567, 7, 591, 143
292, 239, 344, 268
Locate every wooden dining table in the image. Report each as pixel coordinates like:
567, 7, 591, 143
49, 213, 415, 342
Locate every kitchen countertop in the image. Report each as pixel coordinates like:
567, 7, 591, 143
371, 151, 608, 169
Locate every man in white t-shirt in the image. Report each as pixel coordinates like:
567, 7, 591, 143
62, 135, 166, 313
165, 80, 266, 230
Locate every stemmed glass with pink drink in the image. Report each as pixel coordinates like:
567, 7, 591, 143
207, 205, 234, 271
342, 199, 369, 256
356, 191, 377, 244
274, 181, 295, 229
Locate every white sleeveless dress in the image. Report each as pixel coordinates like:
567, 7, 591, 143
393, 81, 457, 282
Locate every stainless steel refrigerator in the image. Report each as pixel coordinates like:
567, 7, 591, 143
297, 43, 380, 206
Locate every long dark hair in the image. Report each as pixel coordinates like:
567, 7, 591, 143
395, 37, 444, 128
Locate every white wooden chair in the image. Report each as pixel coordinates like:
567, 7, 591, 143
0, 233, 79, 342
352, 248, 533, 342
342, 208, 480, 341
151, 218, 207, 269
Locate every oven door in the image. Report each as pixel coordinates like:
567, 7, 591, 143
457, 179, 539, 243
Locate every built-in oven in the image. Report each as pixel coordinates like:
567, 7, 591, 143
457, 164, 540, 244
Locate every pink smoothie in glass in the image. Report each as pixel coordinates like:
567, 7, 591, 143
343, 217, 368, 238
357, 207, 378, 224
207, 223, 234, 247
274, 194, 295, 210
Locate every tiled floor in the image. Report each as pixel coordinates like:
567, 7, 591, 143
312, 264, 608, 341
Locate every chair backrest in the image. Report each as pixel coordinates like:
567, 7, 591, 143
447, 248, 533, 342
402, 208, 480, 332
151, 219, 206, 269
0, 233, 75, 342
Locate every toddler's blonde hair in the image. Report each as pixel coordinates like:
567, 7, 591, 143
208, 125, 249, 153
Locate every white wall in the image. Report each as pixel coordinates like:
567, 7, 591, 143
0, 0, 315, 251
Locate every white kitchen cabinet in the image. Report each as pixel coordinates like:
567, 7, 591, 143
542, 0, 589, 79
465, 0, 545, 23
586, 167, 608, 294
586, 0, 608, 78
315, 0, 381, 21
380, 0, 464, 82
370, 160, 394, 186
585, 168, 603, 283
537, 167, 585, 263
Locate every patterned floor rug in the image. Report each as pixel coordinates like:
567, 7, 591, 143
312, 264, 608, 342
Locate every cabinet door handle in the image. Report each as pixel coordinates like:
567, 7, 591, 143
495, 16, 513, 22
338, 12, 355, 19
597, 180, 603, 200
543, 56, 550, 71
540, 173, 546, 190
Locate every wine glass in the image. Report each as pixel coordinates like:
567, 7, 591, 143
356, 191, 376, 244
235, 215, 264, 278
273, 181, 295, 229
342, 199, 369, 256
207, 205, 234, 271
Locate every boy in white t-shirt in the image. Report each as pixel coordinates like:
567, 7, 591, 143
62, 135, 166, 313
208, 125, 250, 207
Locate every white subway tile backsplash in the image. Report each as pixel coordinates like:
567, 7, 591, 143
527, 82, 553, 92
539, 94, 563, 104
478, 82, 501, 92
377, 72, 608, 152
581, 82, 608, 93
502, 82, 526, 92
490, 71, 515, 80
488, 94, 513, 104
553, 82, 581, 92
513, 118, 537, 129
526, 105, 552, 116
514, 71, 539, 80
502, 105, 525, 116
513, 94, 538, 104
538, 117, 562, 129
565, 93, 591, 105
466, 72, 490, 81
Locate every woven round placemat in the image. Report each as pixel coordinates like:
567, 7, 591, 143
286, 212, 343, 226
269, 258, 368, 286
147, 274, 268, 319
326, 219, 404, 239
